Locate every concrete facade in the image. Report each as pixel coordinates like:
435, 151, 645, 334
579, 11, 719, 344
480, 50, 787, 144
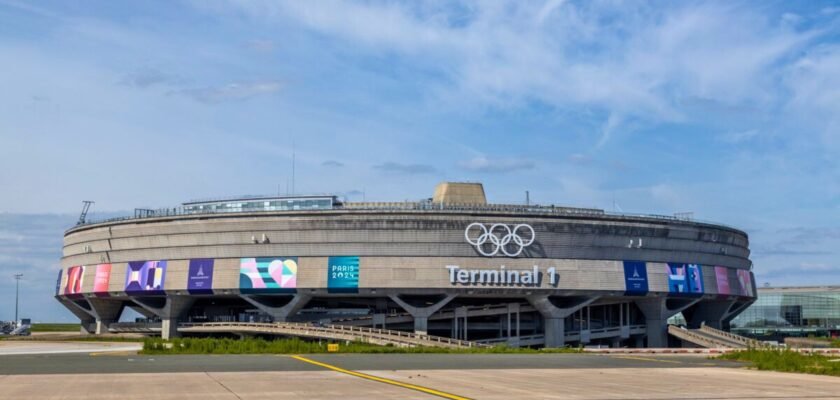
56, 202, 756, 347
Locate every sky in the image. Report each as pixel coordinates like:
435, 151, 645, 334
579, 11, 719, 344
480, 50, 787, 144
0, 0, 838, 322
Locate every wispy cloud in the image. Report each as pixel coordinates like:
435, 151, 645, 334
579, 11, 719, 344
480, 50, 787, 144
175, 81, 283, 103
459, 156, 535, 173
322, 160, 344, 167
121, 68, 182, 89
373, 162, 437, 174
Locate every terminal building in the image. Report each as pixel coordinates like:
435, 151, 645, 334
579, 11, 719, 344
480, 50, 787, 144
56, 182, 756, 348
730, 286, 840, 341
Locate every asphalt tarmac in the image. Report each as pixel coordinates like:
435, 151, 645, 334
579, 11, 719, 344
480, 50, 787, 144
0, 352, 740, 375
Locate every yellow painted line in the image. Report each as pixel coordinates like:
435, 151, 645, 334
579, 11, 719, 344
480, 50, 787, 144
291, 355, 471, 400
612, 355, 684, 364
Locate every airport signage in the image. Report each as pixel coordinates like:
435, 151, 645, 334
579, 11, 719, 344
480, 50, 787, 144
445, 265, 557, 286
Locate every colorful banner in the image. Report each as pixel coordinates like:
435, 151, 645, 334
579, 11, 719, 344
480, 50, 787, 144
240, 257, 297, 293
125, 261, 167, 294
188, 258, 214, 294
715, 266, 732, 295
623, 261, 649, 295
55, 270, 62, 296
328, 256, 360, 293
64, 265, 85, 295
737, 270, 754, 297
93, 264, 112, 295
666, 263, 704, 296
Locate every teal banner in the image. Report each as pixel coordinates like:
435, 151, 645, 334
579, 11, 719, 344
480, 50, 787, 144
328, 256, 359, 293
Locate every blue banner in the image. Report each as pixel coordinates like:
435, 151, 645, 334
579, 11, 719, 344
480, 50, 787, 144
55, 269, 62, 296
188, 259, 214, 294
328, 256, 359, 293
623, 261, 649, 295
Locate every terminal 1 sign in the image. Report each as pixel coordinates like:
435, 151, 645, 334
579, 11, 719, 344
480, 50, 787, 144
445, 265, 557, 286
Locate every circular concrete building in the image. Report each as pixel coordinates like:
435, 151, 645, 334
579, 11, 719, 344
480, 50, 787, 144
56, 182, 756, 348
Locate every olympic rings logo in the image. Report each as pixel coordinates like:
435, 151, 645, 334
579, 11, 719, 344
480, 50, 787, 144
464, 223, 535, 257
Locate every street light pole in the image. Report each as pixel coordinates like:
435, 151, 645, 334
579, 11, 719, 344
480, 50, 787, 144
14, 273, 23, 323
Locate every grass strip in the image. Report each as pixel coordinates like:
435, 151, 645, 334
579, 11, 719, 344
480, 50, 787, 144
30, 323, 82, 332
718, 348, 840, 377
140, 337, 583, 355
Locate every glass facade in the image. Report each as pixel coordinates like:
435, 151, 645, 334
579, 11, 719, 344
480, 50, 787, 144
730, 287, 840, 340
183, 196, 335, 214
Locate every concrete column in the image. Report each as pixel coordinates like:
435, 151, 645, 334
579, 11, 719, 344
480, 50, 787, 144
57, 298, 96, 334
527, 295, 599, 348
132, 296, 196, 340
372, 313, 386, 329
544, 318, 565, 348
635, 297, 701, 348
389, 294, 456, 336
87, 298, 124, 335
239, 294, 311, 322
684, 300, 737, 329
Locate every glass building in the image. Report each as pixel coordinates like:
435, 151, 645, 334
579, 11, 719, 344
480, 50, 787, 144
730, 286, 840, 341
183, 195, 337, 214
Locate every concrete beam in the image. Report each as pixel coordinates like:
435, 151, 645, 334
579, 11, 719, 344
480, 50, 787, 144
56, 297, 96, 334
131, 297, 196, 340
86, 298, 125, 335
239, 294, 311, 322
527, 295, 599, 348
390, 294, 456, 335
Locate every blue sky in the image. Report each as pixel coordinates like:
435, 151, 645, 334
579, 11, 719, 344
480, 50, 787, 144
0, 0, 838, 321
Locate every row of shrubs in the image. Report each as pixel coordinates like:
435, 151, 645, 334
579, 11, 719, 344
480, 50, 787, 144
141, 337, 583, 355
719, 348, 840, 377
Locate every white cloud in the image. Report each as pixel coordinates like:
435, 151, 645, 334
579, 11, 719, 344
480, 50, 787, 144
207, 1, 831, 148
459, 156, 535, 173
176, 81, 283, 103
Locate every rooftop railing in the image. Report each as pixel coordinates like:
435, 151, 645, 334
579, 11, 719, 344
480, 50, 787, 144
71, 200, 741, 232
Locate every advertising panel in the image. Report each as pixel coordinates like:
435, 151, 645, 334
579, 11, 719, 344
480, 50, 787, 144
93, 264, 112, 295
714, 266, 732, 295
240, 257, 297, 293
623, 261, 649, 295
55, 270, 62, 296
328, 256, 359, 293
737, 270, 754, 297
188, 258, 214, 294
64, 265, 85, 295
124, 261, 167, 294
666, 263, 703, 296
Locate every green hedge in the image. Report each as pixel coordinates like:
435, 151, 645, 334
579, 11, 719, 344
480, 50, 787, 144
29, 323, 81, 332
719, 348, 840, 377
140, 337, 583, 355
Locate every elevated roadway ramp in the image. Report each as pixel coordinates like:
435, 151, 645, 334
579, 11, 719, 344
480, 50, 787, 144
177, 322, 485, 349
668, 324, 764, 349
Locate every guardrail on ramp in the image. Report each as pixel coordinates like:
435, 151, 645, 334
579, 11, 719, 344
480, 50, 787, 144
668, 325, 746, 349
178, 322, 486, 349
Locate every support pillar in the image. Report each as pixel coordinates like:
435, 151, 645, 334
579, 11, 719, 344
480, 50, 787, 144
57, 297, 96, 334
527, 295, 599, 348
684, 299, 736, 329
389, 294, 456, 336
132, 296, 196, 340
635, 297, 701, 348
87, 298, 125, 335
239, 294, 311, 322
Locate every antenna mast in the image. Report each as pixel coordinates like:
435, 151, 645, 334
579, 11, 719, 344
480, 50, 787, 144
77, 201, 94, 225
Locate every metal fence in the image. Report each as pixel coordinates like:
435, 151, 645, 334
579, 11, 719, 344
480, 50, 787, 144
71, 200, 740, 232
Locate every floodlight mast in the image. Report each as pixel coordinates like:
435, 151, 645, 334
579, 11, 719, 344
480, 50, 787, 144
14, 273, 23, 322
